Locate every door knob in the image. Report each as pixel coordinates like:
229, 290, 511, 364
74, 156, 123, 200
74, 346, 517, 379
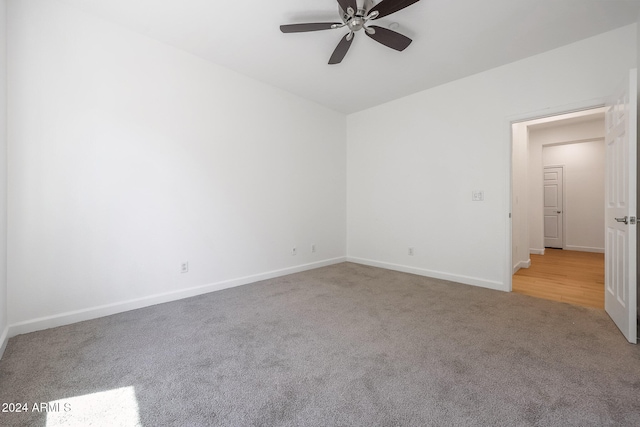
615, 216, 628, 224
557, 211, 561, 214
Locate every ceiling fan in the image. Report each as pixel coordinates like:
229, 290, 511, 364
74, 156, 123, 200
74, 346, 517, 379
280, 0, 421, 64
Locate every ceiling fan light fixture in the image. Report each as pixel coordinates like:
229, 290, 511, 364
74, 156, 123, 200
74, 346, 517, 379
279, 0, 421, 64
366, 11, 380, 20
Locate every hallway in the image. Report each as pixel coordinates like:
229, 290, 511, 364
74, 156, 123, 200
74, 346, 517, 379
512, 249, 604, 309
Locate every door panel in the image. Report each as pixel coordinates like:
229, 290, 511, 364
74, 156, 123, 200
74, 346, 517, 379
544, 215, 559, 238
604, 69, 637, 344
544, 185, 558, 206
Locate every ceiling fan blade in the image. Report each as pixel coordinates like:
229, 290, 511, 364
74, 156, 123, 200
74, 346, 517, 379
369, 0, 421, 19
366, 26, 412, 51
280, 23, 341, 33
337, 0, 358, 14
329, 33, 354, 64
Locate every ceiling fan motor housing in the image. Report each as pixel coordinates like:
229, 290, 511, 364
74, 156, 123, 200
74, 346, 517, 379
340, 0, 375, 23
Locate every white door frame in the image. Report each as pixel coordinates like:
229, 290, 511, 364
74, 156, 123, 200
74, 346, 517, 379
505, 98, 607, 292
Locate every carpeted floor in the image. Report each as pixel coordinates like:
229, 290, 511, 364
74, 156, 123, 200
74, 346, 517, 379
1, 262, 639, 426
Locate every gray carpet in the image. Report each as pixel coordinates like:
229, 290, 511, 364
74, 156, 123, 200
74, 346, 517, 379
1, 262, 639, 426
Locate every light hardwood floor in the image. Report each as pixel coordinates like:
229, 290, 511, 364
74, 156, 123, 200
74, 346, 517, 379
512, 249, 604, 309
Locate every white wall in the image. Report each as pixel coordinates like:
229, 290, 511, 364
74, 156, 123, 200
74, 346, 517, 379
542, 139, 605, 251
347, 25, 636, 291
511, 122, 529, 272
0, 0, 7, 358
528, 119, 605, 252
7, 0, 346, 332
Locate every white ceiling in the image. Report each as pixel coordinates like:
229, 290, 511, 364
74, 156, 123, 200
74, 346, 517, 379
56, 0, 640, 114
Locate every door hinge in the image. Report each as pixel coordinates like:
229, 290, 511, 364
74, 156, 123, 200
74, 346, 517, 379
631, 216, 637, 225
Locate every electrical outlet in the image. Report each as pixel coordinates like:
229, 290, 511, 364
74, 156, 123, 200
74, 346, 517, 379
472, 190, 484, 201
311, 244, 316, 253
181, 262, 189, 273
291, 247, 297, 256
408, 247, 414, 256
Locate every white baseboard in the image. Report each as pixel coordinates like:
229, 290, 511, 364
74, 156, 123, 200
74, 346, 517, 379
565, 245, 604, 253
0, 325, 8, 360
529, 248, 545, 255
513, 259, 531, 274
347, 256, 506, 292
7, 257, 347, 340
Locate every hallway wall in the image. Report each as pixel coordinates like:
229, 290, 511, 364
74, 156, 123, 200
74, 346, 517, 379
528, 118, 605, 252
542, 138, 605, 252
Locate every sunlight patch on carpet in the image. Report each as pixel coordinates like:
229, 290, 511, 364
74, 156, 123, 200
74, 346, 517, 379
46, 386, 141, 427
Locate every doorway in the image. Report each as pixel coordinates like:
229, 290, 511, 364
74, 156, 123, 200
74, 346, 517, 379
511, 107, 607, 309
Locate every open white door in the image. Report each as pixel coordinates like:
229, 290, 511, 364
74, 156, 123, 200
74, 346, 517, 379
604, 69, 637, 344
